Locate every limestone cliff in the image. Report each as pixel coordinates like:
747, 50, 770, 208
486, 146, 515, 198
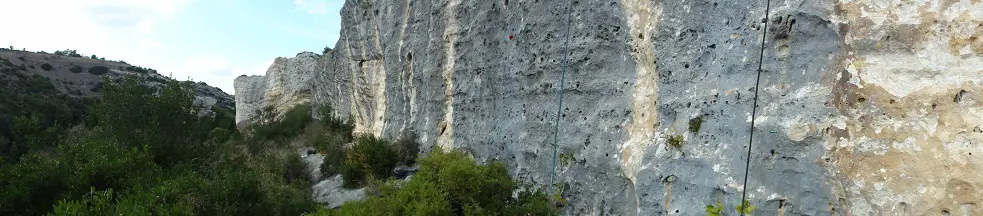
234, 52, 319, 125
235, 0, 983, 215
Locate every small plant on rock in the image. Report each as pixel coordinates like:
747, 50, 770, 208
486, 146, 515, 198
689, 115, 703, 134
735, 200, 756, 216
705, 200, 723, 216
558, 153, 574, 166
668, 135, 684, 149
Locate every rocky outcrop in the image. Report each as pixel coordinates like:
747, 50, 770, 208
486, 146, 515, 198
237, 0, 983, 215
234, 52, 319, 124
297, 147, 367, 209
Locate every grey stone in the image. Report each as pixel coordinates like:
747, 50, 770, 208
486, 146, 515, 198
235, 0, 983, 215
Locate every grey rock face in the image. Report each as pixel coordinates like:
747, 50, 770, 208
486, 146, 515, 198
234, 52, 320, 125
235, 75, 267, 124
312, 175, 367, 209
240, 0, 983, 215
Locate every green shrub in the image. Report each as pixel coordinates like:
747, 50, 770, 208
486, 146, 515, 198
310, 148, 558, 216
87, 66, 109, 75
209, 127, 231, 144
341, 135, 398, 188
69, 66, 83, 73
668, 135, 683, 149
314, 132, 347, 178
0, 137, 159, 216
735, 200, 756, 215
252, 103, 313, 141
54, 49, 82, 58
25, 75, 55, 93
0, 73, 320, 216
285, 153, 311, 184
393, 133, 420, 166
689, 115, 703, 134
705, 200, 723, 216
316, 104, 354, 141
40, 63, 52, 71
92, 76, 210, 167
124, 66, 152, 74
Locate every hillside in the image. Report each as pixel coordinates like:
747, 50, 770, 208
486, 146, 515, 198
0, 48, 235, 164
0, 49, 233, 109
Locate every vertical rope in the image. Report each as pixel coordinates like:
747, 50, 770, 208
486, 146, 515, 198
549, 0, 576, 208
739, 0, 772, 215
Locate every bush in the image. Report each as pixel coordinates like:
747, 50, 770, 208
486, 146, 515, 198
393, 133, 420, 165
92, 76, 210, 167
0, 73, 321, 216
316, 104, 354, 140
309, 148, 558, 216
69, 66, 83, 73
124, 66, 152, 74
87, 66, 109, 75
315, 132, 347, 178
285, 153, 311, 184
40, 63, 52, 71
341, 135, 398, 188
0, 137, 159, 216
252, 103, 313, 141
209, 127, 231, 143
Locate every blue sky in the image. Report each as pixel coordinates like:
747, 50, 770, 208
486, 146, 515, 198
0, 0, 345, 94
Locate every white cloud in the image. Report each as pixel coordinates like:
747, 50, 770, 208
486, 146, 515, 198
0, 0, 302, 94
0, 0, 190, 62
163, 56, 273, 94
0, 0, 249, 92
294, 0, 329, 15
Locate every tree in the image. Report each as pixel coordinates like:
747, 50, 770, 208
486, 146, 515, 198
87, 66, 109, 75
92, 76, 210, 167
54, 49, 82, 58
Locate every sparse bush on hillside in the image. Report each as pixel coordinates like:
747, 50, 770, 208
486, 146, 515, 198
87, 66, 109, 75
54, 49, 82, 58
69, 66, 83, 73
124, 66, 154, 74
40, 63, 52, 71
25, 75, 55, 93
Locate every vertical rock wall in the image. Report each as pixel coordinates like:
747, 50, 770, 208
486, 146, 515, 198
234, 52, 319, 125
234, 0, 983, 215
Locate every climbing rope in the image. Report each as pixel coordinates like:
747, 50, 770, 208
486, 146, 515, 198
739, 0, 772, 215
548, 0, 575, 205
